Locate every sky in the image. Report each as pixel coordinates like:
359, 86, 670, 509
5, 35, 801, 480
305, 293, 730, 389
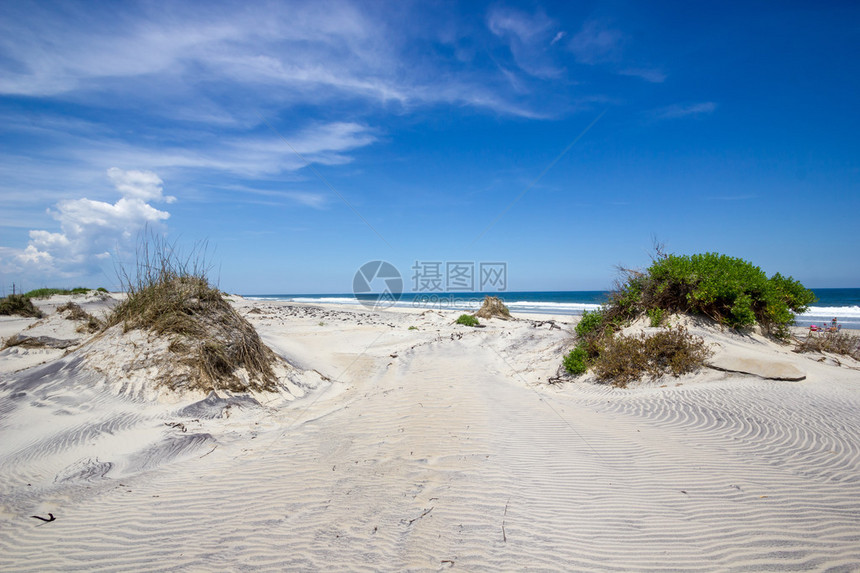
1, 0, 858, 295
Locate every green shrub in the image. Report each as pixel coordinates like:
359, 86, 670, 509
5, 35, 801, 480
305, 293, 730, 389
97, 287, 109, 293
563, 344, 589, 375
575, 309, 605, 338
22, 287, 90, 298
408, 326, 418, 330
643, 253, 814, 334
560, 251, 812, 383
23, 288, 69, 298
596, 253, 813, 337
455, 314, 480, 327
0, 294, 44, 318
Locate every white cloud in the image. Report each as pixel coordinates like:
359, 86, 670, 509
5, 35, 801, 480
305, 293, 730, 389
1, 168, 171, 279
0, 1, 541, 118
487, 6, 563, 79
107, 168, 174, 202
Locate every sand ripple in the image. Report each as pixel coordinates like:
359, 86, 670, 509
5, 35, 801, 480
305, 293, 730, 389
1, 311, 859, 571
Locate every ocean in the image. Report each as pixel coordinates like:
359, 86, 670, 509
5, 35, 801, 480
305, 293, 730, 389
246, 288, 860, 330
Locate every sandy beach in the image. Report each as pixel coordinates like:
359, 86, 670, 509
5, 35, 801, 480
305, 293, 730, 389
1, 294, 860, 571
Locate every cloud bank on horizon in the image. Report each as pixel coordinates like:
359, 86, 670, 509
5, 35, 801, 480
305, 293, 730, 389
1, 1, 857, 292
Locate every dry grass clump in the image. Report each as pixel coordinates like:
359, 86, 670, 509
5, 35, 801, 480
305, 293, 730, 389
794, 331, 860, 361
592, 326, 711, 388
107, 235, 278, 393
2, 335, 43, 349
57, 301, 103, 333
0, 294, 44, 318
3, 334, 76, 350
475, 295, 512, 320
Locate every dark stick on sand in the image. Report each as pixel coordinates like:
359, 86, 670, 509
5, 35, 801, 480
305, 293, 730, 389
31, 513, 55, 523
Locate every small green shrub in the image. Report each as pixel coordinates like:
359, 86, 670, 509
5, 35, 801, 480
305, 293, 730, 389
408, 326, 418, 330
23, 288, 69, 298
0, 294, 43, 318
22, 287, 90, 298
647, 307, 664, 327
97, 287, 109, 293
456, 314, 480, 327
575, 309, 604, 338
563, 344, 589, 375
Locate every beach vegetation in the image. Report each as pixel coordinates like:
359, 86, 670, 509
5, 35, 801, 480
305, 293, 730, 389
562, 344, 590, 375
97, 287, 109, 293
593, 326, 710, 388
107, 233, 278, 393
0, 294, 44, 318
23, 287, 90, 298
475, 296, 512, 320
794, 331, 860, 361
597, 252, 814, 339
408, 326, 418, 330
575, 309, 604, 338
561, 250, 810, 385
456, 314, 480, 327
57, 301, 103, 333
647, 307, 665, 328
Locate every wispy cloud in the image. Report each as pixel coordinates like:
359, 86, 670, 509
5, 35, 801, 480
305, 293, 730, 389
619, 67, 667, 83
0, 1, 549, 118
487, 6, 564, 79
568, 20, 624, 65
652, 102, 717, 120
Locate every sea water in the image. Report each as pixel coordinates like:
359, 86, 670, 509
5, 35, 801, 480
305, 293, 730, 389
247, 288, 860, 330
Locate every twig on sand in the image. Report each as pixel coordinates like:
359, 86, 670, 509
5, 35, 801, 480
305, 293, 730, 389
403, 506, 433, 526
199, 445, 218, 458
31, 513, 55, 523
502, 498, 510, 543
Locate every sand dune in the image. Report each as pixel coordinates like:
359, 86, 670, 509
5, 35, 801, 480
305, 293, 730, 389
1, 297, 859, 571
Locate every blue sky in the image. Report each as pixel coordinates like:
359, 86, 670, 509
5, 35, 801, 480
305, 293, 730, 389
1, 1, 858, 295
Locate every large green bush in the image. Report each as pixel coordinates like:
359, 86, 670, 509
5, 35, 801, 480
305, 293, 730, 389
560, 251, 814, 385
608, 253, 814, 337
